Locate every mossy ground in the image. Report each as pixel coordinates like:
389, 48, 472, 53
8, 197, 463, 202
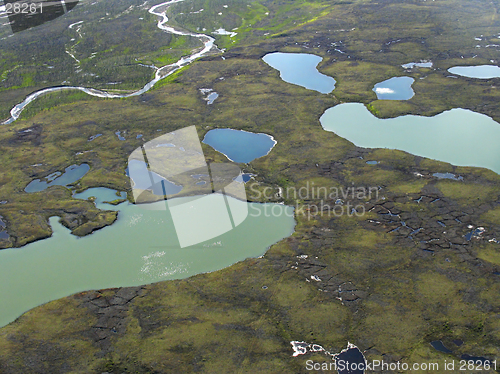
1, 0, 500, 372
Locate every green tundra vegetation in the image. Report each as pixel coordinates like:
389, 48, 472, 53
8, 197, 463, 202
0, 0, 198, 119
1, 0, 500, 372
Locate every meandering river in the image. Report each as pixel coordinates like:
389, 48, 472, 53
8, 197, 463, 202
2, 0, 219, 124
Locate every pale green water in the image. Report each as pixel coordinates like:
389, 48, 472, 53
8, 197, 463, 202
262, 52, 336, 94
320, 103, 500, 174
448, 65, 500, 79
0, 188, 295, 327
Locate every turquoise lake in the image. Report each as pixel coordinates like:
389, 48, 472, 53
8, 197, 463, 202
448, 65, 500, 79
203, 128, 276, 163
320, 103, 500, 174
262, 52, 336, 94
25, 163, 90, 193
0, 187, 295, 327
373, 77, 415, 100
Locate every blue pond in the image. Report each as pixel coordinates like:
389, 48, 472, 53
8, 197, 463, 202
25, 164, 90, 193
373, 77, 415, 100
453, 339, 464, 346
262, 52, 336, 94
465, 228, 484, 241
430, 340, 453, 354
448, 65, 500, 79
206, 92, 219, 105
126, 159, 183, 195
88, 134, 102, 141
234, 173, 253, 183
433, 172, 463, 180
202, 129, 276, 163
115, 131, 126, 141
336, 346, 366, 374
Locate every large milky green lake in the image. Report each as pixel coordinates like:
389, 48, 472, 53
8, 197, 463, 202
0, 188, 295, 327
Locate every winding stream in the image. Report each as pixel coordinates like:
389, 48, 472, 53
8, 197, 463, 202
2, 0, 219, 125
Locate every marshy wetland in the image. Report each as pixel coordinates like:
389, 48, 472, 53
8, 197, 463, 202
1, 0, 500, 372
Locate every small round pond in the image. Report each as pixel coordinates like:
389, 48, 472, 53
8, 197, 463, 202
202, 128, 276, 163
373, 76, 415, 100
